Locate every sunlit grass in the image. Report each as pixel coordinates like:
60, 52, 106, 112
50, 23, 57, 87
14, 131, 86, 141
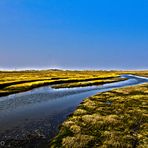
50, 83, 148, 148
0, 70, 147, 96
0, 70, 148, 147
0, 70, 122, 96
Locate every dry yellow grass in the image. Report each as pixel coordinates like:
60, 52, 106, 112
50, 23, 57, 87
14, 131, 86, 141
0, 70, 122, 96
50, 83, 148, 148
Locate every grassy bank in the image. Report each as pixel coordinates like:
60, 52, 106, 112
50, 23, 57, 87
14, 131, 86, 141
50, 83, 148, 148
0, 70, 121, 96
0, 70, 147, 97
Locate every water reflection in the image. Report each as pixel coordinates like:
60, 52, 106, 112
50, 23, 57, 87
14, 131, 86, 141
0, 74, 147, 144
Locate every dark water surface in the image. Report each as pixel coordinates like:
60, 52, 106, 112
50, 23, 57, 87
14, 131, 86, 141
0, 75, 147, 147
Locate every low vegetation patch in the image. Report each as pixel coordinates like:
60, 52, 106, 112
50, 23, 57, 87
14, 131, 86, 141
0, 70, 122, 96
50, 83, 148, 148
0, 70, 147, 96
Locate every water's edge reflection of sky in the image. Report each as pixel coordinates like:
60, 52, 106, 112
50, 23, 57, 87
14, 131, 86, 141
0, 74, 147, 142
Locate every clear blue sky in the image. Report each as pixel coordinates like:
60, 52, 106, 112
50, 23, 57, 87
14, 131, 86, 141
0, 0, 148, 70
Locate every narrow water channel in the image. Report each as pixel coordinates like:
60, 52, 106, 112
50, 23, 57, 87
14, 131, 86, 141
0, 75, 147, 147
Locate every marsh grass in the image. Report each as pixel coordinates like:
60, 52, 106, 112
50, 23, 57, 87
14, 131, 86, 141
52, 77, 125, 88
0, 70, 122, 96
1, 70, 147, 147
50, 83, 148, 148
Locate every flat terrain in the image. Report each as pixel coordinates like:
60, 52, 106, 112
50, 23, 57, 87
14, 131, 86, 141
0, 70, 123, 97
0, 70, 148, 97
0, 70, 147, 148
50, 82, 148, 148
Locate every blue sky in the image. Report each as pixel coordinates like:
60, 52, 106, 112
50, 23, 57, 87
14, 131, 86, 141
0, 0, 148, 70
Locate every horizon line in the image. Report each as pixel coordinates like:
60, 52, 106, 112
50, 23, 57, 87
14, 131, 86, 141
0, 67, 148, 71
